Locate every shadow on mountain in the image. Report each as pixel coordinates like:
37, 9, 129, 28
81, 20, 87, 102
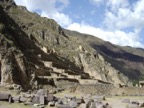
91, 44, 144, 62
0, 5, 82, 75
90, 43, 142, 80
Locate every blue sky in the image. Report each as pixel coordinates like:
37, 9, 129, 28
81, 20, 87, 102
14, 0, 144, 48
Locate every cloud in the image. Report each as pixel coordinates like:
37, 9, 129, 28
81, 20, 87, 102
90, 0, 104, 6
106, 0, 129, 12
14, 0, 71, 27
14, 0, 144, 48
50, 12, 72, 27
104, 0, 144, 30
67, 23, 144, 48
15, 0, 56, 13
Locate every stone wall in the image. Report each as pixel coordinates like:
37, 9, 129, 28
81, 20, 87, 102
53, 68, 65, 73
67, 74, 81, 79
54, 78, 79, 89
43, 61, 53, 67
79, 79, 98, 85
111, 87, 144, 96
73, 84, 144, 96
42, 46, 48, 53
74, 84, 114, 96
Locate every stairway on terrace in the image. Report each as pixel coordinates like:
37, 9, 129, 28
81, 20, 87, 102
42, 61, 86, 80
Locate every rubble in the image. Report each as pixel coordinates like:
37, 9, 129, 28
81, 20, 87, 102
0, 90, 113, 108
0, 93, 12, 103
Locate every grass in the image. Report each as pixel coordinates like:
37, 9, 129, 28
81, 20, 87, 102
1, 88, 144, 108
0, 101, 32, 108
0, 101, 57, 108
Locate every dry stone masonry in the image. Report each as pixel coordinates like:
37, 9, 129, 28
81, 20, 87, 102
0, 1, 144, 108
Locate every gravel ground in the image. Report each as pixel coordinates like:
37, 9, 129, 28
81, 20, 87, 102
1, 91, 144, 108
104, 96, 144, 108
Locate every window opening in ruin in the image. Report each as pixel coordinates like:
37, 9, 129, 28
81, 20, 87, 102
42, 31, 45, 40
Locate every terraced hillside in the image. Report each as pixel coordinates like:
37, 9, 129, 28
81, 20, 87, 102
0, 0, 144, 91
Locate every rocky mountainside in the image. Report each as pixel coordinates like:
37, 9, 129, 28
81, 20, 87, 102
63, 30, 144, 80
0, 0, 143, 90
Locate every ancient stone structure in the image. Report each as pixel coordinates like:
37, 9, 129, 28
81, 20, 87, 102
0, 0, 144, 98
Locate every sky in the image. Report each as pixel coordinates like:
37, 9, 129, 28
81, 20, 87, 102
14, 0, 144, 48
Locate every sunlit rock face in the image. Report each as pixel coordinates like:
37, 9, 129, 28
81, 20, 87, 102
0, 0, 144, 90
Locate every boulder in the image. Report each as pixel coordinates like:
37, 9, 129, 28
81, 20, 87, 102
131, 101, 139, 105
13, 84, 22, 91
74, 98, 84, 104
91, 96, 105, 101
33, 104, 39, 107
121, 99, 130, 103
47, 93, 54, 102
95, 101, 104, 108
12, 96, 21, 103
39, 95, 45, 105
103, 103, 112, 108
48, 101, 55, 107
0, 93, 12, 103
26, 90, 32, 94
0, 93, 11, 100
59, 98, 68, 105
23, 93, 32, 98
36, 89, 48, 97
20, 96, 27, 102
86, 100, 93, 108
32, 95, 46, 105
79, 103, 87, 108
69, 100, 78, 108
32, 96, 40, 104
140, 103, 144, 107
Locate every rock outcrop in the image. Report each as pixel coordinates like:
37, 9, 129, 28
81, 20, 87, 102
0, 35, 30, 89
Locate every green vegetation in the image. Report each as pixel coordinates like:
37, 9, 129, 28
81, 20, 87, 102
139, 74, 144, 80
132, 80, 139, 86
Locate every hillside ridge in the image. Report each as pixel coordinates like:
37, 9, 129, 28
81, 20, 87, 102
0, 0, 144, 90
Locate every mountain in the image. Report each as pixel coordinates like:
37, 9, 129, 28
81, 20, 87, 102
0, 0, 143, 90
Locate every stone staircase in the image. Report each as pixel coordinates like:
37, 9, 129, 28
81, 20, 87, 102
23, 47, 112, 92
42, 61, 83, 80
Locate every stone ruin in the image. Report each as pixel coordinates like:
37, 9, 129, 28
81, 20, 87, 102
1, 87, 144, 108
0, 89, 113, 108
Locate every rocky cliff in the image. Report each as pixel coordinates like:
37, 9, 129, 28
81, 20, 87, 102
0, 0, 143, 90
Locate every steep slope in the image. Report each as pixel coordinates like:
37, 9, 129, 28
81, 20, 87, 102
1, 0, 143, 90
64, 30, 144, 80
0, 1, 31, 89
120, 46, 144, 57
